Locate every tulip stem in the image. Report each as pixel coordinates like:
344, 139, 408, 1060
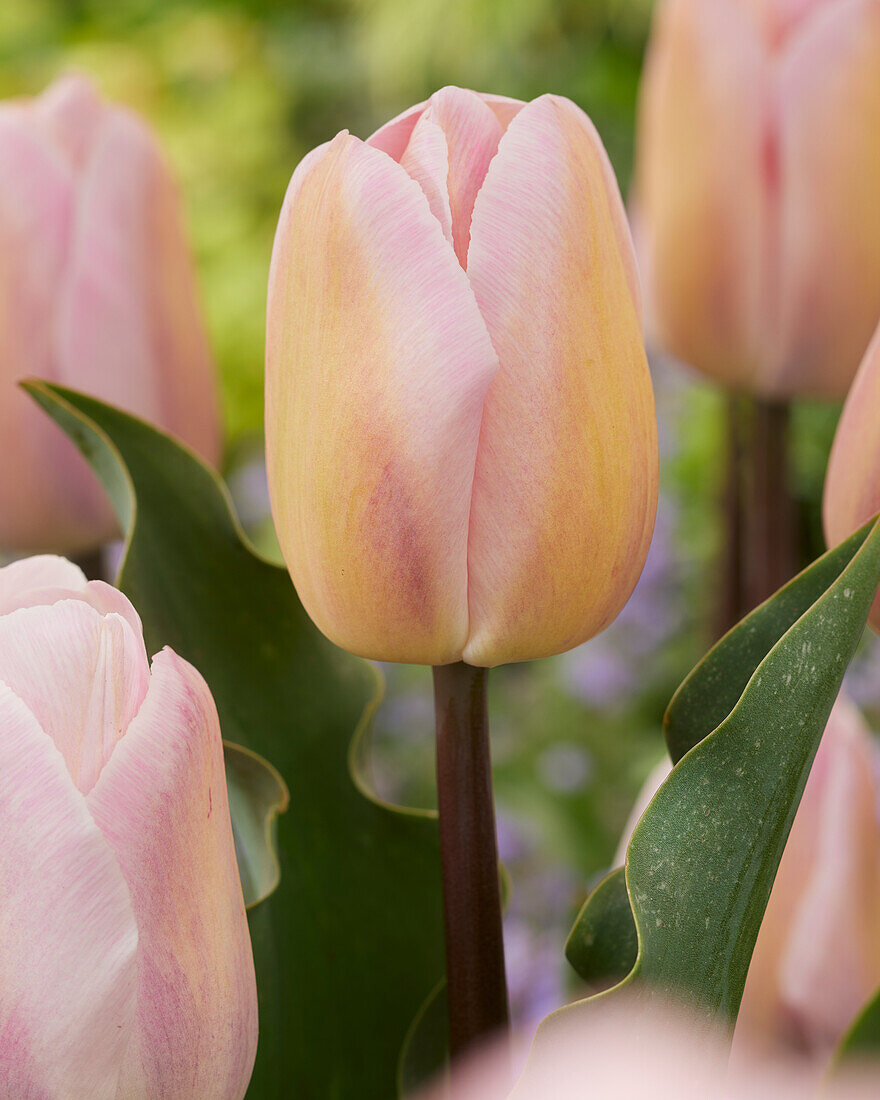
718, 396, 798, 636
432, 661, 509, 1065
746, 397, 797, 610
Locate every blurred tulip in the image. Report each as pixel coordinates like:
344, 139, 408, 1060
415, 995, 880, 1099
635, 0, 880, 397
0, 75, 221, 553
617, 695, 880, 1062
0, 556, 257, 1099
266, 87, 658, 667
824, 318, 880, 632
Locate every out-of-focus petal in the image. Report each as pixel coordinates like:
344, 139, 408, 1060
54, 107, 220, 465
823, 320, 880, 632
636, 0, 770, 390
34, 74, 106, 171
0, 601, 149, 793
0, 105, 113, 551
265, 131, 498, 664
772, 0, 880, 396
776, 695, 880, 1048
88, 648, 257, 1099
0, 681, 137, 1100
464, 95, 657, 666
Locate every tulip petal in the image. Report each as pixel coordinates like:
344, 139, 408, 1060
87, 648, 257, 1100
418, 87, 503, 267
823, 323, 880, 630
0, 601, 149, 793
776, 696, 880, 1049
773, 0, 880, 396
0, 108, 112, 551
367, 93, 525, 160
266, 131, 498, 664
464, 95, 657, 666
0, 555, 86, 613
0, 681, 137, 1100
55, 107, 220, 467
636, 0, 770, 389
35, 74, 106, 172
399, 114, 453, 245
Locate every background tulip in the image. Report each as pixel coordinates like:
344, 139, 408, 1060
635, 0, 880, 398
0, 555, 257, 1099
824, 318, 880, 633
0, 75, 221, 553
617, 694, 880, 1061
266, 86, 658, 667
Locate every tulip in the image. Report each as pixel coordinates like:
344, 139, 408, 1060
414, 997, 880, 1100
265, 86, 658, 667
635, 0, 880, 397
824, 318, 880, 632
616, 695, 880, 1062
0, 555, 257, 1098
0, 75, 221, 553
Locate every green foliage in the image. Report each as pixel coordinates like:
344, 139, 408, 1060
27, 381, 446, 1100
563, 518, 880, 1025
834, 985, 880, 1068
225, 741, 289, 909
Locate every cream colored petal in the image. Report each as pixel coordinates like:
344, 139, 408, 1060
265, 132, 498, 664
464, 95, 657, 666
635, 0, 770, 390
772, 0, 880, 397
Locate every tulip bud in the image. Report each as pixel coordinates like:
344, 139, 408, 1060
824, 318, 880, 632
635, 0, 880, 398
0, 555, 257, 1098
0, 75, 221, 553
266, 87, 658, 667
618, 695, 880, 1061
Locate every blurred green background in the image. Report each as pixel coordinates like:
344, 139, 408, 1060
1, 0, 862, 1025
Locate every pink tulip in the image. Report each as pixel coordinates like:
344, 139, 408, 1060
0, 75, 221, 553
616, 695, 880, 1063
635, 0, 880, 397
824, 318, 880, 632
0, 555, 257, 1098
265, 87, 658, 667
415, 996, 880, 1099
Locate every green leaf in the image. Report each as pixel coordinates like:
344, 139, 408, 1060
558, 517, 880, 1048
224, 741, 289, 909
565, 868, 636, 990
25, 381, 446, 1100
397, 982, 448, 1098
833, 985, 880, 1068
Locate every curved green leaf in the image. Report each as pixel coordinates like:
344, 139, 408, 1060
553, 517, 880, 1065
565, 868, 636, 991
225, 741, 289, 909
25, 381, 446, 1099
